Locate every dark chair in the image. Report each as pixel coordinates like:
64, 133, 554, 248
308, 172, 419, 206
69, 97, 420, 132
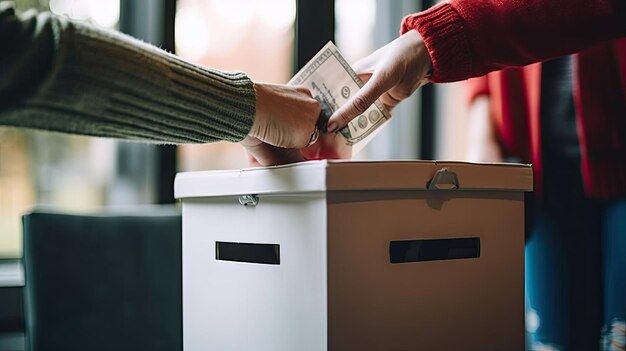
22, 209, 182, 351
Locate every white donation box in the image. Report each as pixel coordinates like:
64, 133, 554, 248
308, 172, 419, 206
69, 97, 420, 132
175, 160, 533, 351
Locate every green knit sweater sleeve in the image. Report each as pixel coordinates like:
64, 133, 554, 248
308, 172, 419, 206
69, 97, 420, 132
0, 3, 256, 143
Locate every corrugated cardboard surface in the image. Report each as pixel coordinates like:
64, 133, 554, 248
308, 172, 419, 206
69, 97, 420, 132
327, 190, 525, 350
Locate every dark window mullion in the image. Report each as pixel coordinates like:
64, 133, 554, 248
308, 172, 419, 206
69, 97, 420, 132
119, 0, 177, 204
419, 0, 436, 160
294, 0, 335, 72
157, 0, 177, 204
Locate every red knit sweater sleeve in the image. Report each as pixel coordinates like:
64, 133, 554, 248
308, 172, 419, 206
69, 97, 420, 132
401, 0, 626, 82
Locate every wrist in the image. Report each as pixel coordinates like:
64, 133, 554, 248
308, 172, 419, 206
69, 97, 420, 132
414, 31, 433, 84
400, 3, 471, 83
403, 30, 433, 87
249, 82, 265, 139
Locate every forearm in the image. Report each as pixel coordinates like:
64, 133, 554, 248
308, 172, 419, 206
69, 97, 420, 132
465, 96, 503, 163
402, 0, 626, 82
0, 4, 256, 143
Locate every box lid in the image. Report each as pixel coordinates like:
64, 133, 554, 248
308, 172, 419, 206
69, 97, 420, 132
174, 160, 533, 199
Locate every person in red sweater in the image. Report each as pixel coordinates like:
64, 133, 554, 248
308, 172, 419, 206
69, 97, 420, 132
325, 1, 626, 350
465, 51, 625, 351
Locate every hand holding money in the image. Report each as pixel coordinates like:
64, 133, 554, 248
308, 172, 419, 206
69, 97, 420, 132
242, 82, 320, 166
244, 40, 398, 165
249, 82, 321, 149
289, 42, 393, 156
241, 135, 306, 166
326, 30, 432, 134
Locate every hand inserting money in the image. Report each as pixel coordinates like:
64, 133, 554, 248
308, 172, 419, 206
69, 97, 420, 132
326, 31, 431, 134
246, 42, 392, 165
289, 42, 392, 157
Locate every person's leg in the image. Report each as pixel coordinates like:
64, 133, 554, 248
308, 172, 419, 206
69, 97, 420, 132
526, 202, 604, 351
566, 201, 604, 351
601, 199, 626, 351
525, 210, 569, 350
525, 163, 604, 350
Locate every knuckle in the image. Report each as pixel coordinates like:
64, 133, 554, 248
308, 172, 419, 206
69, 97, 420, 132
298, 133, 310, 148
339, 112, 352, 125
310, 99, 322, 116
297, 85, 313, 96
352, 95, 371, 114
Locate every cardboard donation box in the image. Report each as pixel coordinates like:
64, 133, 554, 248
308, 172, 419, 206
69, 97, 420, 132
174, 160, 533, 351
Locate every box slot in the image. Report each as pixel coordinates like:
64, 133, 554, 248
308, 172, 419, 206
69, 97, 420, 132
216, 242, 280, 265
389, 237, 480, 263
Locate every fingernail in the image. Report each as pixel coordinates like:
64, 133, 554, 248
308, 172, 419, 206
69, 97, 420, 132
327, 122, 338, 133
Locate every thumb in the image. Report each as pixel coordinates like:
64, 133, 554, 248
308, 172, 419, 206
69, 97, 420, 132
327, 70, 392, 133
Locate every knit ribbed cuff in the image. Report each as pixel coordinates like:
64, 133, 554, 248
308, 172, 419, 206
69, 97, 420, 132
401, 3, 472, 83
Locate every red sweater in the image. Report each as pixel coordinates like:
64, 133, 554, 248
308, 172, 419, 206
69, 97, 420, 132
401, 0, 626, 198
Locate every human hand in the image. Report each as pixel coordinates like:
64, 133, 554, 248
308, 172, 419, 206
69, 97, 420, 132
248, 82, 321, 149
300, 132, 352, 160
241, 82, 321, 166
240, 135, 305, 166
241, 131, 351, 167
326, 30, 432, 133
241, 132, 350, 167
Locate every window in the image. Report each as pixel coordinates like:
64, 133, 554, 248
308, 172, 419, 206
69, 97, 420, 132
336, 0, 423, 160
0, 0, 123, 258
175, 0, 296, 172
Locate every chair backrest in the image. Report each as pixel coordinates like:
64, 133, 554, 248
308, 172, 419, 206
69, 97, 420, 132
22, 209, 182, 351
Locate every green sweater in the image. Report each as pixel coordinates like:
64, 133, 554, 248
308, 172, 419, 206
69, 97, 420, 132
0, 3, 256, 143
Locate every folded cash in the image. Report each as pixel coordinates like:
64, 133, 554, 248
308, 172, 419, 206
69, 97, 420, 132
288, 42, 391, 155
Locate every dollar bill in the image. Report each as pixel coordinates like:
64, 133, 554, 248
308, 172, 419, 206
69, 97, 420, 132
288, 42, 391, 153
